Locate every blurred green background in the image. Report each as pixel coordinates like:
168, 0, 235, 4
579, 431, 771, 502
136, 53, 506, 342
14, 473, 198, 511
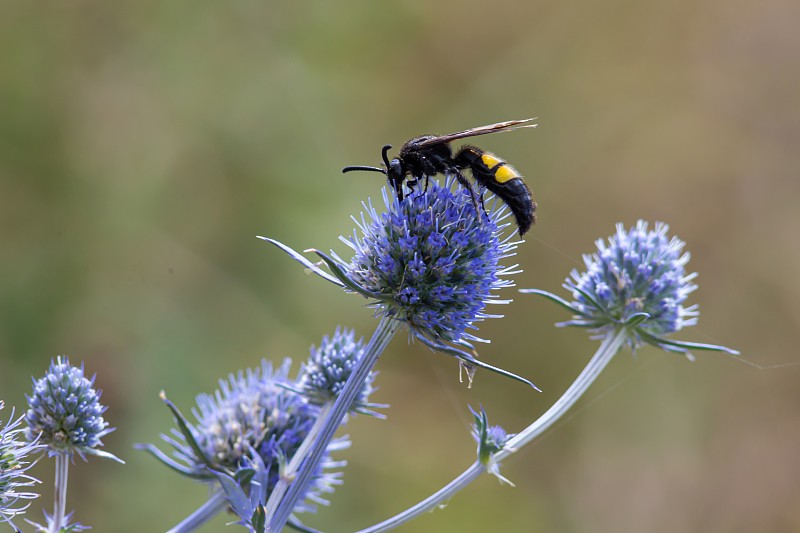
1, 0, 798, 531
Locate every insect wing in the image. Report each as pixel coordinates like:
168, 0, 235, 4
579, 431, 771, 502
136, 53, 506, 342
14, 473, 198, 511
409, 118, 537, 149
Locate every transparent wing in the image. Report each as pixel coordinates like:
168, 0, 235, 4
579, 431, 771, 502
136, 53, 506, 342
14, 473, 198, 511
409, 118, 537, 148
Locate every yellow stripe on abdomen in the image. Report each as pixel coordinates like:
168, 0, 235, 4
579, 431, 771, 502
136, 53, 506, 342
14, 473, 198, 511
494, 163, 520, 183
481, 152, 503, 168
481, 152, 520, 183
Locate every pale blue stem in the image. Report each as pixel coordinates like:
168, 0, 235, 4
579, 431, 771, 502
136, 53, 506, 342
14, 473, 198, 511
50, 454, 69, 533
356, 328, 629, 533
268, 315, 401, 532
167, 489, 227, 533
263, 402, 334, 520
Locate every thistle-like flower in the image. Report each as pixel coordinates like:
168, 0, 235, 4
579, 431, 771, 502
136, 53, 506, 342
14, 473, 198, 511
0, 401, 42, 525
138, 359, 348, 516
522, 220, 738, 356
25, 356, 119, 461
260, 179, 535, 387
297, 327, 384, 417
345, 181, 516, 344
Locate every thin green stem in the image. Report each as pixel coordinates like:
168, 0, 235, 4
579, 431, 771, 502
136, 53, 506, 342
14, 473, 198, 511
50, 454, 69, 533
356, 328, 629, 533
263, 402, 334, 519
268, 315, 401, 532
167, 490, 228, 533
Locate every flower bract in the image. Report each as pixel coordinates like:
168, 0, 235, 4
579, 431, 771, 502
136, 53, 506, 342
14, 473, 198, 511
470, 405, 514, 485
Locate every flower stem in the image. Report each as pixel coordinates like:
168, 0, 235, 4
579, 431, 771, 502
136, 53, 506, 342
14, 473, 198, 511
263, 402, 334, 520
268, 315, 401, 532
356, 327, 629, 533
501, 327, 627, 454
167, 490, 228, 533
51, 454, 69, 533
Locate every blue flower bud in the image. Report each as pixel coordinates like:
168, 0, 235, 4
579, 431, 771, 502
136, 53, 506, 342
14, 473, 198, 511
25, 357, 113, 458
298, 328, 383, 416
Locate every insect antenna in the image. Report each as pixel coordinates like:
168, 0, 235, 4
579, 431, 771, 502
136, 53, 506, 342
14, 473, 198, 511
342, 144, 393, 175
341, 165, 386, 174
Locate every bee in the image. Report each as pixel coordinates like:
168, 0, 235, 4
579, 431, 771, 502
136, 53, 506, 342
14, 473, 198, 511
342, 118, 537, 235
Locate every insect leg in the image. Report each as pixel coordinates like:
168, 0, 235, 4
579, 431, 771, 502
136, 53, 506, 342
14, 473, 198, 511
392, 177, 405, 202
412, 175, 434, 199
406, 177, 418, 199
478, 188, 489, 220
452, 170, 482, 215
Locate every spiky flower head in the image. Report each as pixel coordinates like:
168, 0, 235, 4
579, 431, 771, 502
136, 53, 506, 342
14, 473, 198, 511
139, 359, 348, 515
297, 327, 383, 416
260, 179, 536, 387
25, 356, 117, 460
524, 220, 737, 357
345, 180, 518, 346
560, 221, 698, 350
0, 401, 42, 525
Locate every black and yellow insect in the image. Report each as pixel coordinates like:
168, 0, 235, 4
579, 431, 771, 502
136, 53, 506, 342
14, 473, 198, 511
342, 118, 537, 235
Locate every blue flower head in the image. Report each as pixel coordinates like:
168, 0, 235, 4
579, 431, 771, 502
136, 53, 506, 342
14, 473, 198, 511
259, 178, 537, 388
563, 221, 697, 349
345, 179, 517, 346
298, 327, 384, 417
139, 359, 348, 515
1, 401, 42, 525
25, 357, 117, 460
523, 220, 737, 357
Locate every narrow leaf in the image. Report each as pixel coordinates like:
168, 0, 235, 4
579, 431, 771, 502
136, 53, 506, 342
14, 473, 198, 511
214, 472, 251, 519
624, 312, 651, 327
415, 334, 540, 391
571, 285, 607, 314
159, 392, 219, 473
519, 288, 582, 316
258, 237, 344, 287
639, 331, 740, 355
133, 443, 210, 480
81, 447, 125, 464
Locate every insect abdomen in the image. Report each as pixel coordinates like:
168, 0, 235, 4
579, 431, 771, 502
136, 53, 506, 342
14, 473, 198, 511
454, 147, 537, 235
